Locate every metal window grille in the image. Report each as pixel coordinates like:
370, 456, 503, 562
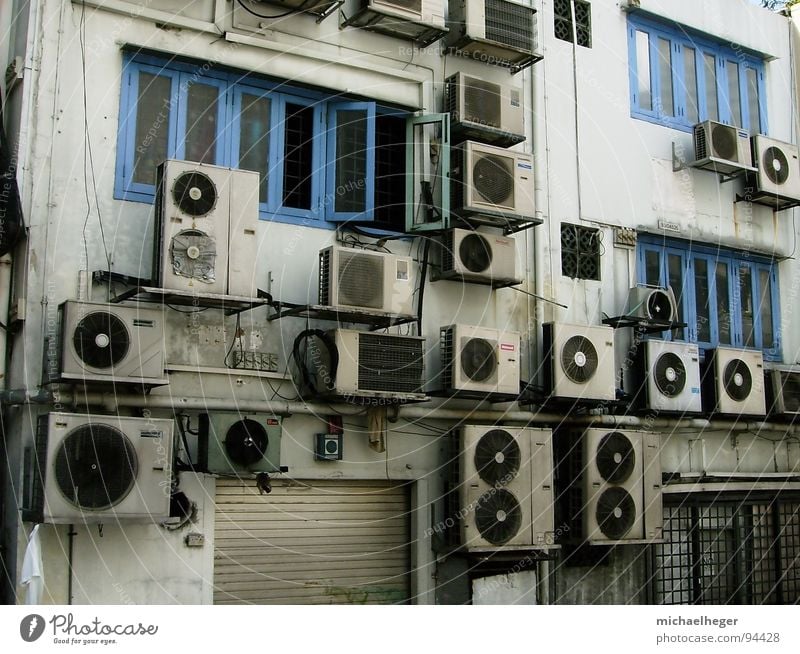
561, 223, 601, 281
554, 0, 591, 49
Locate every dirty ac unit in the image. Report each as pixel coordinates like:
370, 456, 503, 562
702, 347, 766, 417
458, 425, 554, 550
765, 368, 800, 419
46, 301, 167, 387
577, 429, 663, 545
747, 135, 800, 210
633, 339, 702, 414
445, 72, 525, 147
319, 246, 415, 316
198, 412, 282, 475
310, 329, 426, 400
451, 141, 535, 225
691, 120, 752, 174
363, 0, 445, 25
439, 324, 520, 396
436, 228, 521, 285
154, 160, 260, 297
626, 286, 678, 323
24, 412, 174, 524
542, 322, 615, 402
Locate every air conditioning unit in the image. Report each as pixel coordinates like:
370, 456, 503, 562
701, 347, 766, 417
633, 340, 702, 414
319, 246, 415, 316
451, 141, 535, 227
458, 425, 554, 550
626, 286, 678, 323
439, 324, 520, 396
340, 0, 448, 46
154, 160, 260, 297
747, 135, 800, 210
579, 429, 662, 545
198, 412, 282, 475
23, 412, 174, 524
45, 301, 167, 387
435, 228, 521, 285
309, 329, 426, 400
765, 368, 800, 419
249, 0, 339, 14
445, 72, 525, 147
691, 120, 752, 174
445, 0, 541, 72
542, 322, 615, 402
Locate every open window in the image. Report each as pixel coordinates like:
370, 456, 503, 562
405, 113, 450, 233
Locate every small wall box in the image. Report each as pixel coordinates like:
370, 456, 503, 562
316, 433, 343, 461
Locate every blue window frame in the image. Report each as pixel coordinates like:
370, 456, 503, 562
627, 16, 767, 134
115, 51, 407, 229
637, 236, 781, 361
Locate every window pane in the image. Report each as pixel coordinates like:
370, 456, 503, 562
658, 37, 674, 117
374, 115, 405, 229
334, 109, 368, 213
184, 83, 219, 164
668, 253, 685, 340
726, 61, 741, 128
283, 103, 314, 210
132, 72, 171, 185
716, 262, 731, 345
704, 53, 719, 122
739, 264, 754, 348
636, 31, 652, 111
684, 47, 699, 124
239, 94, 270, 204
759, 269, 774, 350
746, 67, 761, 134
695, 258, 711, 343
645, 250, 661, 286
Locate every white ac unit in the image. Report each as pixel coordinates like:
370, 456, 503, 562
765, 368, 800, 419
748, 135, 800, 209
580, 429, 663, 545
445, 72, 525, 147
692, 120, 752, 174
47, 301, 167, 386
459, 425, 554, 550
451, 141, 535, 225
634, 340, 702, 414
366, 0, 444, 25
340, 0, 447, 45
439, 324, 520, 396
445, 0, 540, 71
436, 228, 521, 285
154, 160, 260, 297
198, 412, 282, 475
542, 322, 615, 402
309, 329, 426, 400
626, 286, 678, 323
319, 246, 415, 316
702, 347, 766, 417
24, 412, 174, 524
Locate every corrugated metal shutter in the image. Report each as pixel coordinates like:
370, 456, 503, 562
214, 479, 411, 604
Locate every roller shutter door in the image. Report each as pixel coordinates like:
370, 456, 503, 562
214, 479, 411, 604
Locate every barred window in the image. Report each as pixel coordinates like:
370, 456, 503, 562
554, 0, 592, 49
561, 223, 600, 281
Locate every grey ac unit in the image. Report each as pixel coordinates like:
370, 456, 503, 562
24, 412, 174, 524
634, 340, 702, 414
765, 368, 800, 419
309, 329, 427, 401
445, 72, 525, 147
747, 135, 800, 210
154, 160, 260, 297
626, 286, 678, 323
436, 228, 521, 285
319, 246, 415, 315
702, 347, 766, 417
198, 412, 282, 475
46, 301, 167, 386
691, 120, 752, 174
542, 322, 615, 402
458, 425, 554, 550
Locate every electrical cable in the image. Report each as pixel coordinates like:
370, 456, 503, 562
291, 329, 339, 398
416, 238, 430, 335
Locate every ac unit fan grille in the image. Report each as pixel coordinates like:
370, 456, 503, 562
357, 334, 424, 393
763, 146, 791, 185
73, 311, 131, 369
595, 487, 636, 540
172, 171, 218, 216
475, 488, 522, 545
459, 233, 493, 273
472, 154, 514, 206
484, 0, 534, 52
54, 424, 138, 510
169, 229, 217, 284
779, 371, 800, 413
596, 432, 635, 484
654, 352, 687, 397
225, 419, 269, 466
337, 251, 385, 309
461, 337, 497, 383
646, 289, 674, 321
723, 358, 753, 402
463, 77, 503, 129
474, 429, 521, 486
560, 335, 599, 384
711, 124, 738, 162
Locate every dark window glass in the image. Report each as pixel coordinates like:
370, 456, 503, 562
239, 94, 270, 204
716, 262, 731, 346
283, 103, 314, 210
374, 114, 406, 230
334, 109, 368, 213
739, 264, 754, 348
668, 253, 685, 340
759, 269, 774, 349
694, 257, 710, 343
132, 72, 171, 185
184, 83, 219, 164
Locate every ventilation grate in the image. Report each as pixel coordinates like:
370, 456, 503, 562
357, 334, 424, 394
484, 0, 534, 52
463, 77, 502, 129
337, 251, 384, 309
